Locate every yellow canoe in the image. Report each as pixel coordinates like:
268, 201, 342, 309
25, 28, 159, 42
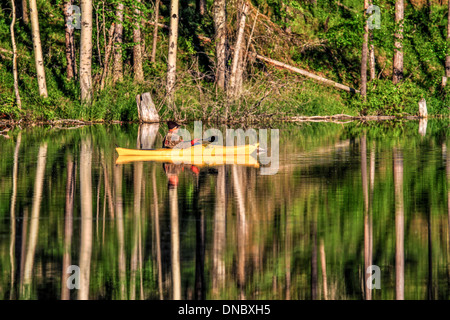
115, 144, 259, 167
116, 143, 258, 157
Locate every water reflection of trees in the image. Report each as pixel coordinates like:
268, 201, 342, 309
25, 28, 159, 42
1, 123, 450, 300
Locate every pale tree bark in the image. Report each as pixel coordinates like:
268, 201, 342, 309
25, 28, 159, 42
80, 0, 93, 103
114, 3, 124, 83
361, 0, 369, 97
151, 0, 160, 63
29, 0, 48, 97
22, 143, 47, 299
361, 136, 372, 300
152, 167, 164, 300
130, 161, 143, 300
197, 0, 205, 16
445, 0, 450, 82
100, 24, 115, 91
228, 3, 249, 100
61, 155, 75, 300
166, 0, 180, 107
114, 165, 127, 299
369, 0, 375, 81
133, 0, 144, 82
393, 147, 404, 300
393, 0, 404, 84
212, 166, 226, 299
64, 0, 77, 80
78, 139, 93, 300
213, 0, 227, 91
170, 187, 181, 299
22, 0, 29, 24
11, 0, 22, 108
9, 132, 21, 299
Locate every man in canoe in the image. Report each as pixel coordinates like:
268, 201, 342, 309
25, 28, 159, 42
163, 121, 200, 149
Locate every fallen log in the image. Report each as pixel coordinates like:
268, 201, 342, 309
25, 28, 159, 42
254, 53, 359, 93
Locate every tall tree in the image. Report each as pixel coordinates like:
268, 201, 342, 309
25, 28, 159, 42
197, 0, 206, 16
64, 0, 77, 80
213, 0, 227, 91
166, 0, 180, 107
114, 2, 124, 82
22, 0, 29, 24
445, 0, 450, 84
151, 0, 160, 63
228, 3, 249, 99
361, 0, 369, 97
368, 0, 375, 81
80, 0, 93, 103
393, 0, 404, 84
29, 0, 48, 97
133, 0, 144, 82
10, 0, 22, 108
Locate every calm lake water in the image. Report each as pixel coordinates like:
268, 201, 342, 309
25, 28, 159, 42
0, 120, 449, 300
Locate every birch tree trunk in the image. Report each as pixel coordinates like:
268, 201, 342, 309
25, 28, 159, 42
228, 3, 249, 99
445, 0, 450, 80
133, 0, 144, 82
11, 0, 22, 108
166, 0, 180, 107
368, 0, 375, 81
393, 0, 404, 84
361, 0, 369, 97
80, 0, 93, 103
151, 0, 160, 63
214, 0, 227, 90
64, 0, 77, 80
22, 0, 29, 24
114, 3, 124, 83
29, 0, 48, 97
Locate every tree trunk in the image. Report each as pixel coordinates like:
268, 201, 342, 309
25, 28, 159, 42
213, 0, 227, 90
22, 0, 29, 24
78, 139, 92, 300
166, 0, 180, 107
393, 147, 404, 300
197, 0, 205, 16
100, 24, 115, 90
368, 0, 375, 81
64, 0, 77, 80
133, 0, 144, 82
29, 0, 48, 97
228, 3, 249, 99
170, 187, 181, 299
445, 0, 450, 80
114, 2, 124, 83
80, 0, 93, 103
151, 0, 160, 63
10, 0, 22, 108
361, 0, 369, 97
393, 0, 404, 84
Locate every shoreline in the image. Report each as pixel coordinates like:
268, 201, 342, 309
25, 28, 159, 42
0, 114, 447, 128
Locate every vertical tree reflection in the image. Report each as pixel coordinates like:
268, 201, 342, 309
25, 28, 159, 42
170, 181, 181, 300
212, 166, 226, 299
393, 147, 405, 300
21, 143, 47, 299
78, 139, 93, 300
114, 164, 127, 299
61, 155, 75, 300
152, 166, 163, 299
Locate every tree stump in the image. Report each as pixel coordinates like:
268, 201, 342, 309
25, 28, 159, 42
418, 98, 427, 118
137, 123, 159, 149
136, 92, 160, 123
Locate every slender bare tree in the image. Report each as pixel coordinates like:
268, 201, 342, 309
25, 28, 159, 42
29, 0, 48, 97
166, 0, 180, 107
214, 0, 227, 91
133, 0, 144, 82
10, 0, 22, 108
80, 0, 93, 103
361, 0, 369, 97
151, 0, 160, 63
197, 0, 205, 16
114, 2, 124, 82
22, 0, 29, 24
445, 0, 450, 85
64, 0, 77, 80
393, 0, 404, 84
